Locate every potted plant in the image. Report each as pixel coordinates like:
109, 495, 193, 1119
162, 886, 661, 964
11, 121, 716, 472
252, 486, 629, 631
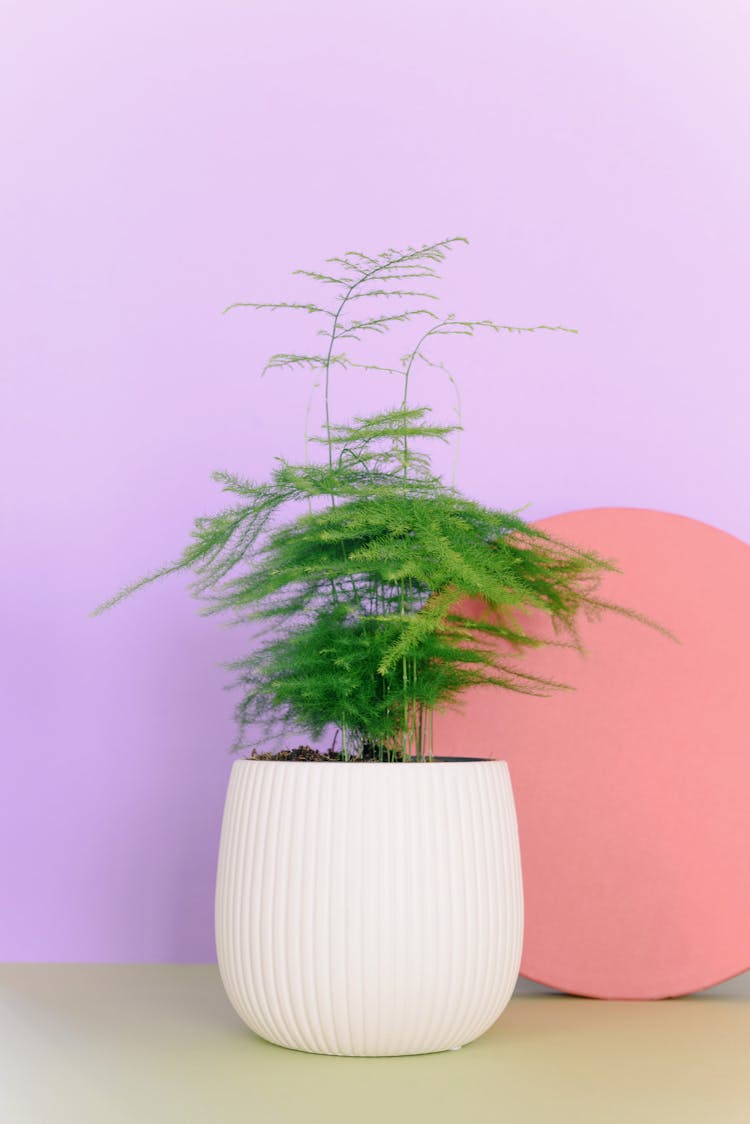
97, 237, 646, 1056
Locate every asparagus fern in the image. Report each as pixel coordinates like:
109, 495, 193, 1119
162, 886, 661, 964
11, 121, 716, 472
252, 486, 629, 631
96, 237, 656, 761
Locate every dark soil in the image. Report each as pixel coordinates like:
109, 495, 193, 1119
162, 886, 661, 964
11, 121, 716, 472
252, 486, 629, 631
245, 745, 489, 763
247, 743, 393, 762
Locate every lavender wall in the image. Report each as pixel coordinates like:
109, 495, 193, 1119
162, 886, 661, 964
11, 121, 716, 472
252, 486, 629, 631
2, 1, 749, 961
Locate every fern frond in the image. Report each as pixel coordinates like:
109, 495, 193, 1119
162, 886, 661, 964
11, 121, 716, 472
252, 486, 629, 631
261, 353, 348, 375
347, 289, 440, 302
337, 309, 439, 340
224, 300, 334, 317
291, 269, 347, 286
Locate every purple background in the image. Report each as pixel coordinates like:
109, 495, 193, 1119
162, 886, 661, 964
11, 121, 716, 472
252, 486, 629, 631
2, 0, 749, 962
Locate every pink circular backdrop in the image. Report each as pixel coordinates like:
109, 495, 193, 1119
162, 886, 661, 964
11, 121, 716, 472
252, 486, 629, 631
434, 508, 750, 999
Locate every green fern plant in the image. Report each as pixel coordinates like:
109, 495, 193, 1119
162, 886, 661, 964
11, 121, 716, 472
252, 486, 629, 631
96, 237, 658, 761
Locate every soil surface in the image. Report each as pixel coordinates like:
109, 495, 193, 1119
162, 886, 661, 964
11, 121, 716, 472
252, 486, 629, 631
244, 746, 488, 762
247, 744, 393, 762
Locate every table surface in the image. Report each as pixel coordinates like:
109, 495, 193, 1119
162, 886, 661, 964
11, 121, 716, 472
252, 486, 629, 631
2, 965, 749, 1124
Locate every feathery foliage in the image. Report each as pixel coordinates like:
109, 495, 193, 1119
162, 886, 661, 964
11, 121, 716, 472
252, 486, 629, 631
96, 237, 661, 760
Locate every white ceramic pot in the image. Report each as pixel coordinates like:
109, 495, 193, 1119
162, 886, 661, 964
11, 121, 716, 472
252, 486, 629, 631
215, 759, 523, 1056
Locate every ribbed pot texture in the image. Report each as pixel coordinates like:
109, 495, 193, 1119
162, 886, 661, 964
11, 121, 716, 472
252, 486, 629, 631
215, 759, 523, 1056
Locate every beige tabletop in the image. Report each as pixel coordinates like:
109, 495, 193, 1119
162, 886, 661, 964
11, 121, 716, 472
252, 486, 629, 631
2, 965, 749, 1124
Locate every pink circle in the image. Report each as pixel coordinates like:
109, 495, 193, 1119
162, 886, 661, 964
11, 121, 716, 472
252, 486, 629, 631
433, 508, 750, 998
